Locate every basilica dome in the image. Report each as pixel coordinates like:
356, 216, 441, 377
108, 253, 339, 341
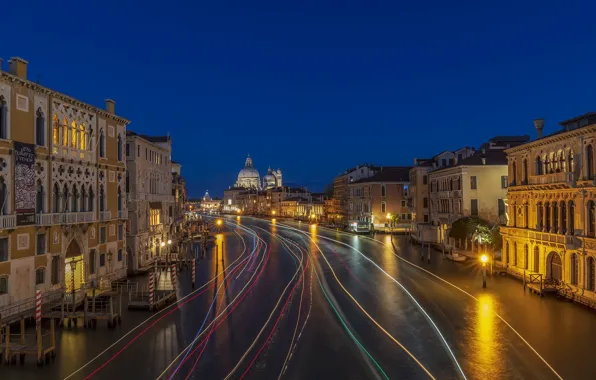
235, 155, 260, 189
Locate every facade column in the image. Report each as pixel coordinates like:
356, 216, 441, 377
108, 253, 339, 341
543, 203, 548, 232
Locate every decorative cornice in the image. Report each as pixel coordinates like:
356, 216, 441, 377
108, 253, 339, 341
0, 71, 130, 125
505, 126, 596, 155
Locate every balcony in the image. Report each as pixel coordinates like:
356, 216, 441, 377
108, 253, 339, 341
502, 226, 580, 250
100, 211, 112, 221
528, 172, 570, 186
36, 212, 96, 226
0, 215, 16, 229
52, 146, 94, 162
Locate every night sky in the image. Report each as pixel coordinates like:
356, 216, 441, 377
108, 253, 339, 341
3, 1, 595, 197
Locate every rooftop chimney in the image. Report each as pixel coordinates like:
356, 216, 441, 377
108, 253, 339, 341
105, 99, 115, 114
0, 58, 3, 71
534, 118, 545, 139
8, 57, 28, 79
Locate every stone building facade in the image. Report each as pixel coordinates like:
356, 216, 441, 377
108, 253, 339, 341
0, 57, 128, 309
125, 131, 174, 273
502, 115, 596, 297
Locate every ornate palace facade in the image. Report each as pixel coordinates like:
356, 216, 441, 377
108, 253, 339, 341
502, 115, 596, 296
0, 57, 128, 309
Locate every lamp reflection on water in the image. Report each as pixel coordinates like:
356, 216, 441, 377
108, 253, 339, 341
474, 294, 503, 377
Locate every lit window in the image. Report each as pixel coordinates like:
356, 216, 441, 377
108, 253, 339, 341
71, 121, 77, 147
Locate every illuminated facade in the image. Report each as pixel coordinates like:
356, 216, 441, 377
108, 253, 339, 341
199, 190, 222, 213
125, 131, 174, 273
0, 57, 128, 308
502, 115, 596, 296
332, 165, 377, 225
347, 167, 412, 231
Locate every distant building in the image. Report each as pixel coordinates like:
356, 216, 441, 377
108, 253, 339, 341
199, 190, 222, 213
332, 165, 377, 226
347, 167, 412, 231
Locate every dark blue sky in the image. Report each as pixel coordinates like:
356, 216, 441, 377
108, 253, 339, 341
3, 1, 595, 197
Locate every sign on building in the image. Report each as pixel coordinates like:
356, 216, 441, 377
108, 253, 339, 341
14, 141, 36, 226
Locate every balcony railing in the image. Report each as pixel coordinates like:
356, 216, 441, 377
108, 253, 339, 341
52, 146, 94, 162
36, 212, 96, 226
528, 172, 569, 186
100, 211, 112, 221
0, 215, 16, 229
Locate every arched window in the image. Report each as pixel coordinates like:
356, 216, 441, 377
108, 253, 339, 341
88, 186, 95, 212
117, 186, 122, 212
513, 242, 518, 266
587, 257, 596, 291
62, 118, 68, 147
568, 150, 575, 173
52, 183, 60, 213
99, 130, 105, 158
36, 108, 45, 146
52, 114, 59, 150
588, 200, 595, 237
36, 180, 44, 214
588, 145, 594, 179
71, 185, 78, 212
536, 202, 542, 230
512, 161, 517, 185
81, 187, 87, 212
99, 185, 105, 211
381, 184, 386, 197
126, 171, 130, 193
560, 201, 566, 235
559, 151, 566, 172
545, 155, 550, 174
552, 202, 559, 234
117, 135, 123, 161
0, 95, 7, 139
70, 121, 77, 148
524, 244, 529, 270
544, 202, 551, 232
534, 246, 540, 273
522, 159, 528, 184
79, 123, 86, 151
524, 203, 529, 228
535, 156, 542, 175
570, 253, 579, 286
381, 201, 386, 214
569, 201, 575, 235
0, 177, 7, 215
505, 241, 510, 264
62, 183, 69, 212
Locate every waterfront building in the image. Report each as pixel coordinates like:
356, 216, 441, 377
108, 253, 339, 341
199, 191, 222, 213
501, 115, 596, 297
171, 161, 187, 239
428, 136, 528, 245
0, 57, 128, 307
332, 164, 377, 226
125, 131, 175, 273
347, 167, 412, 231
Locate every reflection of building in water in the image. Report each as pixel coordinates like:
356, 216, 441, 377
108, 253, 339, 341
0, 57, 128, 308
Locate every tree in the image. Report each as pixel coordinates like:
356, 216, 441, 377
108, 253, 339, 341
448, 216, 501, 250
389, 213, 400, 227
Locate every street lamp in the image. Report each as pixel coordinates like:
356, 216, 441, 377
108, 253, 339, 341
480, 254, 488, 288
386, 213, 392, 240
272, 210, 276, 216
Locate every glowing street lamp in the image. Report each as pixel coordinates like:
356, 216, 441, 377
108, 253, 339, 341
271, 210, 276, 216
480, 254, 488, 288
216, 219, 222, 226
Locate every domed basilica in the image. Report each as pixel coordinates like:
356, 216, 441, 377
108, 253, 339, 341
235, 155, 282, 190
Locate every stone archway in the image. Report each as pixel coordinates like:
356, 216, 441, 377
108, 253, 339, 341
546, 251, 562, 282
65, 239, 85, 293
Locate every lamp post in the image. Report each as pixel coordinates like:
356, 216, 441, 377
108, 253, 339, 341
481, 254, 488, 288
161, 241, 166, 265
167, 239, 172, 265
386, 213, 392, 241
